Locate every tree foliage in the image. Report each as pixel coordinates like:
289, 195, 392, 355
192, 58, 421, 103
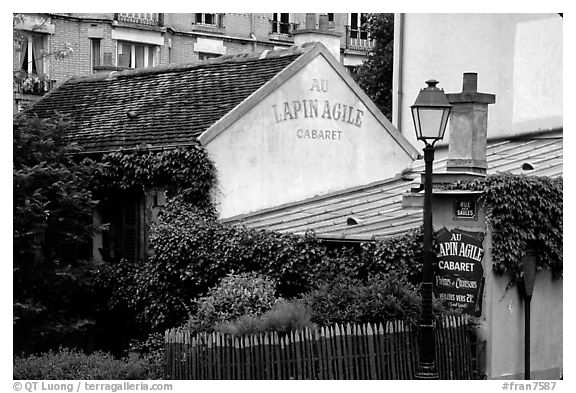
353, 13, 395, 120
13, 114, 100, 353
13, 112, 219, 352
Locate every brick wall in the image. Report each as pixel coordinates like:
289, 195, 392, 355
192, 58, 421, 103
50, 18, 99, 83
164, 13, 194, 32
251, 13, 274, 38
169, 34, 196, 64
15, 13, 365, 88
334, 13, 350, 48
223, 13, 252, 38
223, 40, 254, 56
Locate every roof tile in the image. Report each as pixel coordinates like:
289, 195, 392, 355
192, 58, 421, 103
26, 47, 308, 152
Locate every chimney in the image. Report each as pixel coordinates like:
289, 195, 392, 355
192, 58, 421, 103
305, 13, 316, 29
318, 14, 329, 30
445, 73, 496, 175
293, 13, 342, 60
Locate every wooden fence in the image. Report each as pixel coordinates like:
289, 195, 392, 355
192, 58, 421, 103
165, 315, 479, 380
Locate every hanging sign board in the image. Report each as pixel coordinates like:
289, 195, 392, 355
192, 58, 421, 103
435, 227, 485, 316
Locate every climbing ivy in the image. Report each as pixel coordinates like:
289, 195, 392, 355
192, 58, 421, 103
446, 173, 563, 288
91, 143, 217, 209
100, 194, 429, 331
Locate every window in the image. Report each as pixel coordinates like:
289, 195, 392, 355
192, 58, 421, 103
14, 33, 51, 96
16, 34, 47, 75
91, 38, 101, 71
198, 52, 221, 61
272, 13, 291, 35
328, 13, 334, 23
350, 13, 369, 40
99, 193, 143, 262
117, 41, 158, 69
346, 65, 360, 75
194, 13, 222, 27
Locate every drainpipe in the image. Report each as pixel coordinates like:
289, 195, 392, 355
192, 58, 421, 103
522, 245, 537, 380
250, 13, 257, 52
392, 13, 404, 131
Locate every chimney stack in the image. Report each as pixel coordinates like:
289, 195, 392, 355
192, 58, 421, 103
445, 73, 496, 175
318, 14, 329, 30
305, 13, 316, 29
293, 13, 342, 60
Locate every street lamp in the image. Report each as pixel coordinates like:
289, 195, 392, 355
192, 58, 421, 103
411, 79, 452, 380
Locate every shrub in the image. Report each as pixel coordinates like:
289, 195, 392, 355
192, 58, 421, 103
214, 300, 316, 336
302, 272, 422, 326
128, 332, 166, 379
213, 314, 265, 336
260, 300, 316, 333
189, 272, 278, 333
13, 348, 164, 380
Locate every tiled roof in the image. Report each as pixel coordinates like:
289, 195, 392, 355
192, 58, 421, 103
25, 46, 311, 153
223, 131, 563, 241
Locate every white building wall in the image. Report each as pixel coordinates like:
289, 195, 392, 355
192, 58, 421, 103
394, 13, 562, 148
481, 233, 563, 380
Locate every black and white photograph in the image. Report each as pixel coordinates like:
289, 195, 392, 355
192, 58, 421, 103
9, 5, 566, 391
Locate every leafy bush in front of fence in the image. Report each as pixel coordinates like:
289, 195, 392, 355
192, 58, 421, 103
214, 314, 264, 336
302, 272, 423, 326
13, 348, 164, 380
260, 300, 316, 333
189, 272, 278, 333
214, 299, 316, 336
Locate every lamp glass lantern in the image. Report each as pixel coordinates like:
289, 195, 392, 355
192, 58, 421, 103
411, 79, 452, 145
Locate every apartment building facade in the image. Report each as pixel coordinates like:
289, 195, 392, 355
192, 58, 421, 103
13, 12, 374, 113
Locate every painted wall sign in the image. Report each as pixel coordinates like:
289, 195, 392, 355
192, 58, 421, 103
435, 227, 485, 316
271, 79, 364, 141
453, 199, 478, 220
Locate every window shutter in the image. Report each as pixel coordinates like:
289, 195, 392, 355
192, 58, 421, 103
121, 198, 140, 261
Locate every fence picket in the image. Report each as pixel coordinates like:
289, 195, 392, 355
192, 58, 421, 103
352, 324, 360, 379
305, 328, 315, 379
396, 321, 405, 379
253, 333, 261, 380
264, 333, 272, 379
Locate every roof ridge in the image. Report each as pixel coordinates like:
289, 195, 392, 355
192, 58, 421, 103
66, 43, 315, 84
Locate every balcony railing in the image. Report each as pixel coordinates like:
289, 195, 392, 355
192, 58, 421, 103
345, 26, 374, 51
116, 13, 163, 27
270, 20, 299, 36
13, 71, 54, 96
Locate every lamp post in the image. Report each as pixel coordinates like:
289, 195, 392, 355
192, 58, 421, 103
411, 79, 452, 380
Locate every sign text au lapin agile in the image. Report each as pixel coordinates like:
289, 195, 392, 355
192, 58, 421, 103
435, 227, 485, 316
271, 79, 364, 141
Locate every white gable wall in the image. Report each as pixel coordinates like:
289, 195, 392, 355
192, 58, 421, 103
204, 54, 415, 218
